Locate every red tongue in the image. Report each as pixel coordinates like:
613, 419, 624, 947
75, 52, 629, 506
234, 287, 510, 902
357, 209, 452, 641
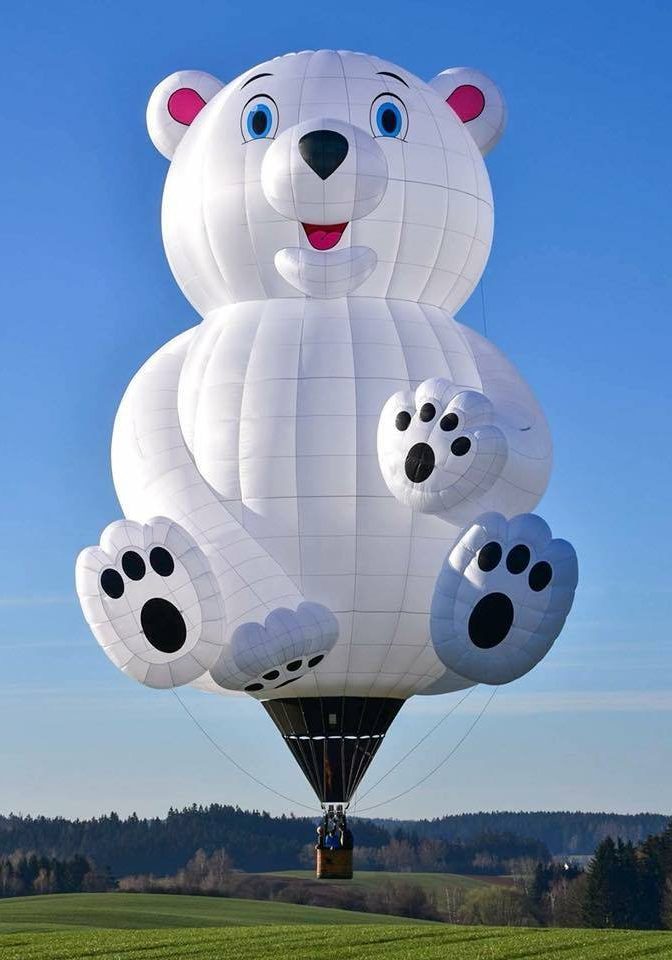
302, 222, 348, 251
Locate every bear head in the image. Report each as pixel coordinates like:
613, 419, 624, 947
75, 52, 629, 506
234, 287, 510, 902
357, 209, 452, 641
146, 50, 506, 313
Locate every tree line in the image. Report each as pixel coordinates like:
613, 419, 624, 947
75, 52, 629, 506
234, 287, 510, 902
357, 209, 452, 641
0, 852, 109, 898
0, 805, 543, 876
344, 830, 548, 875
374, 811, 670, 856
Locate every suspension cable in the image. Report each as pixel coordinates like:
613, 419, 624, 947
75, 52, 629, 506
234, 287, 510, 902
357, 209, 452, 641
480, 277, 488, 338
171, 689, 318, 813
355, 686, 499, 814
354, 686, 476, 804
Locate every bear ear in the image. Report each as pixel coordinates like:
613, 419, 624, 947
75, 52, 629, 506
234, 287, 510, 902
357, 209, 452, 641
428, 67, 506, 156
146, 70, 224, 159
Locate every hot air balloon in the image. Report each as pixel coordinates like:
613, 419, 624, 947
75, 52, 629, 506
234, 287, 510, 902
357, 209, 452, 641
75, 50, 578, 878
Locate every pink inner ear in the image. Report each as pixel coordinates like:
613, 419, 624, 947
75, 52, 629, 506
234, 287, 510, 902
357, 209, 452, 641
167, 87, 207, 126
447, 84, 486, 123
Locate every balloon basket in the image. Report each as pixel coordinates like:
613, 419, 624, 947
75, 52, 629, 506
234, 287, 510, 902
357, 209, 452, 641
316, 846, 353, 880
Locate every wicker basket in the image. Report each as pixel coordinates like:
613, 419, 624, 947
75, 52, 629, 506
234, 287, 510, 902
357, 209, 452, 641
315, 847, 353, 880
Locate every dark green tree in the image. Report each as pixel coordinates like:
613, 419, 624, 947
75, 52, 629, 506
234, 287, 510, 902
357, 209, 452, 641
583, 836, 620, 927
614, 839, 638, 928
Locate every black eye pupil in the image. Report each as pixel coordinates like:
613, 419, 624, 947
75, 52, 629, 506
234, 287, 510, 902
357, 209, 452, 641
382, 108, 397, 133
440, 413, 459, 432
252, 110, 268, 135
395, 411, 411, 431
419, 403, 436, 422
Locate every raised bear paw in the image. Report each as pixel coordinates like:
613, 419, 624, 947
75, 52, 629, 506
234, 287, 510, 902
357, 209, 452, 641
75, 517, 226, 688
210, 602, 339, 695
377, 378, 507, 520
430, 512, 578, 684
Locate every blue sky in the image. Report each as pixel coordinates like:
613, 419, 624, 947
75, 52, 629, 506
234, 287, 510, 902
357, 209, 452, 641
1, 0, 670, 821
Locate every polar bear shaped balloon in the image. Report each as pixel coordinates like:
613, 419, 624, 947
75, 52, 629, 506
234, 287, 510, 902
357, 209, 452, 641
76, 50, 577, 704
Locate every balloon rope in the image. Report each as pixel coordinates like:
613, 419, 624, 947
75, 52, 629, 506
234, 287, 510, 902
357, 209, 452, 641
354, 686, 476, 804
480, 278, 488, 338
171, 689, 318, 813
355, 686, 499, 814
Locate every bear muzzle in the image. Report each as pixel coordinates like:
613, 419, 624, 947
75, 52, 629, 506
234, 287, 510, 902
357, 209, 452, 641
261, 118, 387, 226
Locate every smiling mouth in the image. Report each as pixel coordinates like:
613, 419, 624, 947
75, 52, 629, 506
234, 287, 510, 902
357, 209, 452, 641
302, 222, 348, 251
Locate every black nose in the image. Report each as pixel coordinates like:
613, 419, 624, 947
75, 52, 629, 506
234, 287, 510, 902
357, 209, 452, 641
298, 130, 349, 180
405, 443, 435, 483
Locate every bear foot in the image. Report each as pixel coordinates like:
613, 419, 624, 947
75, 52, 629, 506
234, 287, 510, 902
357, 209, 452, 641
430, 512, 578, 684
210, 602, 339, 694
75, 517, 225, 688
377, 378, 507, 520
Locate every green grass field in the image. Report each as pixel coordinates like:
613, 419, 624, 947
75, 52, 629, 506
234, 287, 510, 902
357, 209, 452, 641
0, 892, 414, 932
0, 894, 670, 960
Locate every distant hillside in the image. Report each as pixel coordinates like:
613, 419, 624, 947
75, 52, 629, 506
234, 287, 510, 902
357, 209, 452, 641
372, 811, 670, 855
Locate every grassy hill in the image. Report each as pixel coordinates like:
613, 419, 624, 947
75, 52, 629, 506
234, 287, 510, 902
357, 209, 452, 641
0, 892, 416, 932
0, 894, 670, 959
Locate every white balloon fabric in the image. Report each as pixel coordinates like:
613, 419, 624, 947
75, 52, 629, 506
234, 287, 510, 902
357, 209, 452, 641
77, 50, 577, 719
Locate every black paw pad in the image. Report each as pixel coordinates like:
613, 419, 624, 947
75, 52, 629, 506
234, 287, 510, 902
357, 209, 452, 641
150, 546, 174, 576
529, 560, 553, 592
468, 592, 514, 649
506, 544, 530, 574
477, 542, 502, 572
243, 653, 327, 694
101, 568, 124, 599
395, 411, 411, 431
450, 436, 471, 457
100, 547, 176, 599
440, 412, 459, 432
405, 442, 435, 482
140, 598, 186, 653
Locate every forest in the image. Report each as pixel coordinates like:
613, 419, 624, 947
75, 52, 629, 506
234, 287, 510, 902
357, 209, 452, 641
0, 806, 664, 876
376, 811, 670, 855
0, 805, 544, 876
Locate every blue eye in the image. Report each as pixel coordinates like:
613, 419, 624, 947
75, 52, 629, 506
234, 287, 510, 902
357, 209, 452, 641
376, 102, 402, 136
370, 96, 408, 139
247, 103, 272, 139
241, 96, 278, 141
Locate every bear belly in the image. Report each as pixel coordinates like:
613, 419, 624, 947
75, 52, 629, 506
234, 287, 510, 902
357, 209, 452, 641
179, 297, 496, 695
